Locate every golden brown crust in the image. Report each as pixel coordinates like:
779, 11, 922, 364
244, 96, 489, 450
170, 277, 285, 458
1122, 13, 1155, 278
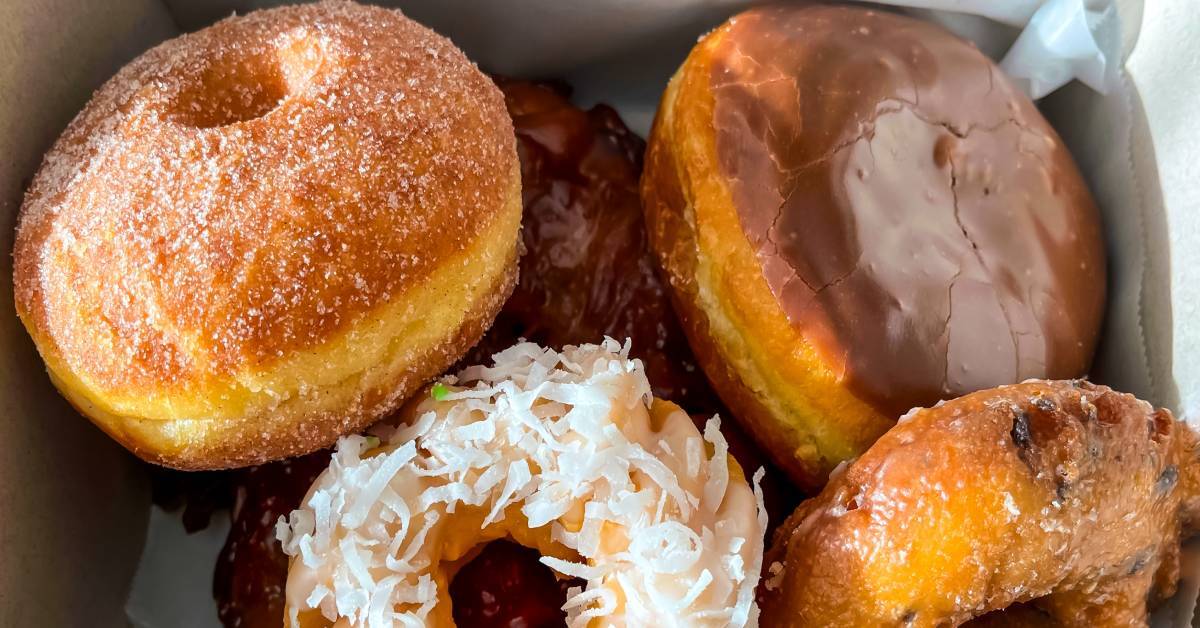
761, 381, 1200, 628
72, 239, 518, 469
642, 17, 892, 491
13, 1, 521, 468
643, 79, 833, 487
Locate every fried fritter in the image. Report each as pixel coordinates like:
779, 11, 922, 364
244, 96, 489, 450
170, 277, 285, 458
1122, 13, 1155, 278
761, 380, 1200, 627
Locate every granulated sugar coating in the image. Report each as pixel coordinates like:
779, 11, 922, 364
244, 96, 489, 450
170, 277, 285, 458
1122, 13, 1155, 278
13, 0, 523, 469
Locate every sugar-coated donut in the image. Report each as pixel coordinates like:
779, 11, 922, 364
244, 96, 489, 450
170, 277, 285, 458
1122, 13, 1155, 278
761, 381, 1200, 627
278, 339, 767, 627
12, 1, 522, 469
640, 5, 1106, 489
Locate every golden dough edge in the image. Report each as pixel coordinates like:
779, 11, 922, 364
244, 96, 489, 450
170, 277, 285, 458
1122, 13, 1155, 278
640, 24, 891, 491
25, 169, 523, 469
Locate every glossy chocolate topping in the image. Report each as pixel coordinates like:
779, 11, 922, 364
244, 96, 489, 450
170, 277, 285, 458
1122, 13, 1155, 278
709, 5, 1105, 417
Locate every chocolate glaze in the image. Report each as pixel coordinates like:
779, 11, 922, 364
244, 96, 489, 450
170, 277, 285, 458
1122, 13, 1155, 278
709, 5, 1106, 417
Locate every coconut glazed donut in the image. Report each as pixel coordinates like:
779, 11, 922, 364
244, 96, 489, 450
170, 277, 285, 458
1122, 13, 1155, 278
641, 5, 1106, 489
12, 2, 522, 469
277, 340, 767, 627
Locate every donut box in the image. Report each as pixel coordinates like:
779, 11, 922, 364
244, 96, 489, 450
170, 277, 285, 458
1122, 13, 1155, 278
0, 0, 1196, 626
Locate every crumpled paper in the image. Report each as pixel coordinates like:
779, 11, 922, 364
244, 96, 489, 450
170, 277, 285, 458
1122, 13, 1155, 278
868, 0, 1113, 98
1000, 0, 1113, 97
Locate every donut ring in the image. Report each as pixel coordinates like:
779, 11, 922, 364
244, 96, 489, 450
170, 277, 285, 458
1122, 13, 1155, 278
13, 1, 522, 469
761, 380, 1200, 627
278, 340, 767, 627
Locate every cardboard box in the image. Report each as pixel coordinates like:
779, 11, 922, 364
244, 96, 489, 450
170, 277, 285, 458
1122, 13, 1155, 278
1, 0, 1196, 625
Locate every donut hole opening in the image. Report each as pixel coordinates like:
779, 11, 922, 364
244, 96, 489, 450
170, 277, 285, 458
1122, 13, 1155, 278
449, 540, 581, 627
172, 53, 289, 128
170, 32, 331, 129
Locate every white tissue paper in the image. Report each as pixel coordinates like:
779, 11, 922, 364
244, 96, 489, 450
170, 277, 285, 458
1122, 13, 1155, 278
869, 0, 1114, 98
1001, 0, 1113, 97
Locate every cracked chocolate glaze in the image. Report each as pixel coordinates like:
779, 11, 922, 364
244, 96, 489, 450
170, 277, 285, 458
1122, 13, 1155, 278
709, 5, 1106, 417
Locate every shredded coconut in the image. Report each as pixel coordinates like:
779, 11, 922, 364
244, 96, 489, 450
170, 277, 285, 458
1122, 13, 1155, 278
278, 339, 766, 627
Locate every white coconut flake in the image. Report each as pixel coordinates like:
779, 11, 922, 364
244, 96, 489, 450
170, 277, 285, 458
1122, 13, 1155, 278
278, 340, 766, 627
540, 555, 609, 580
686, 436, 703, 478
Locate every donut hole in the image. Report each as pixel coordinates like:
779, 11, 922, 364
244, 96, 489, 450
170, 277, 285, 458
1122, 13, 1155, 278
171, 53, 289, 128
449, 540, 579, 626
170, 31, 332, 129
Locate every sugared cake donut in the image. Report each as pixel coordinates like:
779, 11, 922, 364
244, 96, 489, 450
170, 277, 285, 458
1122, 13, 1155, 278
278, 340, 767, 627
641, 5, 1106, 488
12, 1, 522, 469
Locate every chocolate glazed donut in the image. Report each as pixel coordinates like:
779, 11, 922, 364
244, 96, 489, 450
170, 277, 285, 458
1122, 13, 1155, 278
641, 5, 1106, 488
